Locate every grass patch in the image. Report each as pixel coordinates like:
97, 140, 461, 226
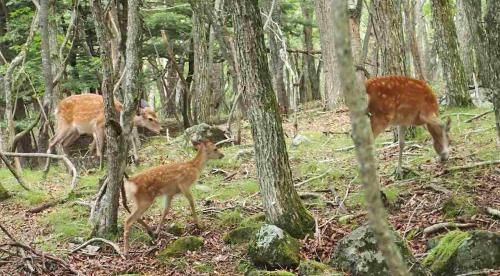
38, 204, 90, 244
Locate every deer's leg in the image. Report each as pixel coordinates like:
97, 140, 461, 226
181, 188, 200, 227
397, 125, 406, 179
94, 127, 105, 170
61, 131, 80, 154
155, 194, 173, 234
123, 199, 153, 255
45, 126, 73, 172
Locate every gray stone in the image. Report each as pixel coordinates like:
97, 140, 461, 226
248, 224, 301, 269
184, 123, 226, 145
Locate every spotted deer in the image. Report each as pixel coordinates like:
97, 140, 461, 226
47, 94, 162, 168
366, 76, 451, 177
122, 140, 224, 255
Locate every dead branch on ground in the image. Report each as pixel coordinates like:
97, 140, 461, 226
444, 160, 500, 173
464, 109, 494, 123
70, 238, 124, 259
423, 222, 476, 235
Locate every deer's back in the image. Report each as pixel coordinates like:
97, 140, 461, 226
366, 76, 439, 126
56, 94, 123, 124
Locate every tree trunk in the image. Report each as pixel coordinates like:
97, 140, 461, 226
330, 2, 409, 275
461, 0, 489, 88
485, 1, 500, 145
372, 0, 407, 75
455, 0, 474, 83
266, 0, 290, 113
403, 0, 425, 80
230, 0, 315, 238
191, 1, 212, 124
415, 0, 431, 80
90, 0, 142, 236
348, 0, 363, 62
301, 0, 320, 102
431, 0, 473, 107
315, 0, 342, 108
38, 0, 54, 166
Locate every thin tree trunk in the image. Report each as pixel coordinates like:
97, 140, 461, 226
431, 0, 473, 107
315, 0, 342, 108
403, 0, 425, 80
266, 0, 290, 113
301, 0, 320, 102
455, 0, 474, 83
330, 1, 409, 275
485, 1, 500, 145
415, 0, 430, 80
230, 0, 315, 238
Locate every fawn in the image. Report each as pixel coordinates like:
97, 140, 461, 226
366, 76, 451, 177
123, 140, 224, 255
47, 94, 162, 167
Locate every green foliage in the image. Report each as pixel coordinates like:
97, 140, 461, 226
423, 230, 471, 271
38, 205, 91, 245
217, 208, 244, 227
442, 195, 478, 219
157, 236, 204, 258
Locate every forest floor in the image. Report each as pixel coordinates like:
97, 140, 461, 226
1, 105, 499, 275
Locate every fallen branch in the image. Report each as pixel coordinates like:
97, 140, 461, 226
27, 198, 67, 214
70, 238, 124, 259
464, 109, 494, 123
0, 152, 30, 190
444, 160, 500, 173
423, 222, 475, 235
294, 170, 331, 187
486, 207, 500, 219
1, 152, 77, 191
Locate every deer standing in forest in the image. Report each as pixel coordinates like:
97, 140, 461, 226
366, 76, 451, 177
122, 140, 224, 255
47, 94, 162, 168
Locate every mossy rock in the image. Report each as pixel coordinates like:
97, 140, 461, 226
423, 230, 500, 275
331, 224, 430, 276
442, 195, 478, 219
218, 209, 245, 227
157, 236, 204, 259
246, 270, 295, 276
183, 123, 226, 145
0, 184, 10, 201
298, 260, 341, 276
248, 224, 301, 269
223, 226, 260, 245
240, 213, 266, 228
164, 222, 185, 236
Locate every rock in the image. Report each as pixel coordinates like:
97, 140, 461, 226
291, 135, 311, 146
331, 224, 430, 276
184, 123, 226, 145
157, 236, 204, 259
246, 270, 295, 276
248, 224, 301, 269
423, 230, 500, 275
223, 226, 260, 245
165, 222, 185, 236
298, 260, 341, 276
0, 184, 10, 201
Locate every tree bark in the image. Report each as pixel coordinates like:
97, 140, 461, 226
431, 0, 473, 107
266, 0, 290, 113
300, 0, 320, 102
372, 0, 407, 76
402, 0, 425, 80
330, 1, 409, 275
455, 0, 474, 83
230, 0, 315, 238
315, 0, 342, 108
484, 1, 500, 145
415, 0, 431, 80
38, 0, 54, 166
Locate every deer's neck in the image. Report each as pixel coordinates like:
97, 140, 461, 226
132, 115, 141, 126
190, 147, 208, 171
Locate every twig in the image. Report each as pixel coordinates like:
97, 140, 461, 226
70, 238, 124, 259
423, 222, 475, 235
464, 109, 494, 123
294, 170, 331, 187
403, 200, 424, 238
0, 152, 30, 190
444, 160, 500, 173
1, 152, 78, 191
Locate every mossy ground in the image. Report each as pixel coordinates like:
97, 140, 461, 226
422, 230, 471, 272
1, 106, 498, 275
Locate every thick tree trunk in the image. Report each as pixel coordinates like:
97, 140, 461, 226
191, 2, 212, 124
485, 1, 500, 144
431, 0, 472, 107
301, 0, 320, 102
230, 0, 314, 238
455, 0, 474, 83
330, 1, 409, 275
38, 0, 54, 166
372, 0, 407, 76
266, 0, 290, 113
315, 0, 342, 108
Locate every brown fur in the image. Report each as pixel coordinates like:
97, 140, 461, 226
123, 140, 224, 255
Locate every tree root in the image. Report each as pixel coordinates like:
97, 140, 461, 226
70, 238, 124, 259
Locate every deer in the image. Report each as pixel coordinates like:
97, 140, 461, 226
122, 140, 224, 255
47, 94, 162, 168
366, 76, 451, 178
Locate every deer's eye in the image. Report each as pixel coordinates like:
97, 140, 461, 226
148, 118, 153, 121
